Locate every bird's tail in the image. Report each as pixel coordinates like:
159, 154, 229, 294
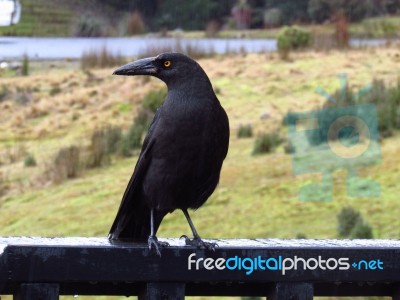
108, 200, 165, 242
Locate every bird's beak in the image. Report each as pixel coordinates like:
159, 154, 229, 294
113, 57, 158, 76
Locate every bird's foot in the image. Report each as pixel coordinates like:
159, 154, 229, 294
148, 235, 169, 257
181, 235, 218, 251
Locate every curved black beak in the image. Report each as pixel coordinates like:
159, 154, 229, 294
113, 57, 157, 76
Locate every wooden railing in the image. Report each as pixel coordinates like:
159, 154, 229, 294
1, 237, 400, 299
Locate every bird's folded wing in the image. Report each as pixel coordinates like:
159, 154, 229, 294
108, 108, 161, 237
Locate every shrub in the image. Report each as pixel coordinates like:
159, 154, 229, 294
22, 54, 29, 76
142, 88, 167, 113
86, 128, 111, 168
24, 153, 37, 167
47, 146, 80, 184
125, 109, 151, 150
0, 85, 10, 102
125, 120, 146, 150
73, 16, 103, 37
356, 78, 400, 138
0, 172, 8, 198
293, 77, 400, 146
337, 206, 362, 238
15, 91, 32, 106
81, 47, 125, 70
350, 218, 373, 239
119, 135, 133, 157
49, 85, 62, 96
277, 26, 311, 59
104, 125, 123, 155
362, 18, 398, 38
296, 233, 307, 239
252, 132, 282, 155
237, 124, 253, 138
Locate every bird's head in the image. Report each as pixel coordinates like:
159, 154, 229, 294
113, 52, 207, 87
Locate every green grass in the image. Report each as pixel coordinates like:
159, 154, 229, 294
0, 49, 400, 300
0, 0, 73, 37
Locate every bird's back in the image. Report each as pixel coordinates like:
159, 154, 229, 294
143, 90, 229, 211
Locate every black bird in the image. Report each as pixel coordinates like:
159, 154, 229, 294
108, 53, 229, 254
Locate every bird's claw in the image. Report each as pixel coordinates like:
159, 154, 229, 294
182, 236, 218, 251
148, 235, 169, 256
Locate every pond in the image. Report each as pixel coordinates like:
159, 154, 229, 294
0, 36, 388, 60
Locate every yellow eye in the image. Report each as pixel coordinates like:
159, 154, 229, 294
164, 60, 172, 68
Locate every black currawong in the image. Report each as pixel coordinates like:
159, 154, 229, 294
108, 52, 229, 256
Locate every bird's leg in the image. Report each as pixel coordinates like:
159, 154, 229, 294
147, 209, 169, 256
181, 209, 217, 251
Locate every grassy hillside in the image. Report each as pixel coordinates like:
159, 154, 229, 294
0, 0, 120, 37
0, 48, 399, 300
0, 0, 73, 36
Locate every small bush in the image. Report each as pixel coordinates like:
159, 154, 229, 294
0, 85, 10, 102
73, 16, 103, 37
15, 91, 32, 106
121, 108, 152, 153
104, 125, 123, 155
49, 85, 62, 96
350, 218, 373, 239
119, 135, 133, 157
237, 124, 253, 138
296, 233, 307, 239
362, 18, 398, 38
22, 54, 29, 76
357, 78, 400, 138
24, 153, 37, 167
47, 146, 80, 184
142, 88, 167, 113
304, 78, 400, 144
125, 121, 146, 150
337, 206, 362, 238
81, 47, 125, 70
0, 172, 8, 198
86, 129, 111, 168
277, 26, 311, 59
252, 132, 282, 155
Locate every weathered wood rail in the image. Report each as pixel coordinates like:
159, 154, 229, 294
1, 237, 400, 299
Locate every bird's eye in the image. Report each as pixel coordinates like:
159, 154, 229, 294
163, 60, 172, 68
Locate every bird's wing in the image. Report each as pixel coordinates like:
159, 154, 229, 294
108, 108, 161, 240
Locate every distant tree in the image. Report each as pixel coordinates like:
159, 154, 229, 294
232, 0, 252, 29
308, 0, 331, 23
382, 0, 400, 14
333, 0, 374, 21
154, 0, 219, 31
265, 0, 309, 24
308, 0, 375, 23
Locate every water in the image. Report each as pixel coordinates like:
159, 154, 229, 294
0, 36, 387, 60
